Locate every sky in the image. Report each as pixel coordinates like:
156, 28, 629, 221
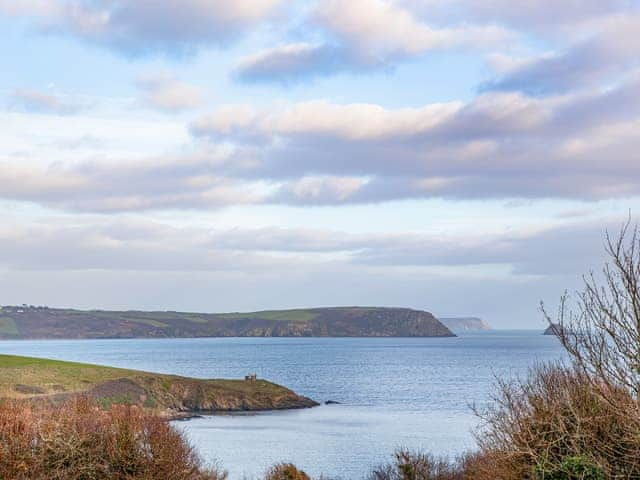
1, 0, 639, 328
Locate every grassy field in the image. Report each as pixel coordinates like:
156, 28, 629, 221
0, 354, 138, 397
0, 354, 317, 415
215, 309, 320, 322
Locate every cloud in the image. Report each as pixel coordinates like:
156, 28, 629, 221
190, 75, 640, 204
9, 89, 85, 115
2, 75, 640, 213
232, 0, 639, 85
0, 151, 267, 212
402, 0, 636, 31
234, 43, 350, 83
235, 0, 511, 82
136, 73, 204, 112
0, 0, 284, 56
0, 216, 619, 277
191, 100, 462, 141
315, 0, 508, 61
484, 14, 640, 94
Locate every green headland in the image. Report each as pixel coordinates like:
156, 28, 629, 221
0, 354, 317, 418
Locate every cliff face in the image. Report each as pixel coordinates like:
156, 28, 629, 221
83, 376, 318, 418
0, 306, 454, 339
439, 317, 492, 332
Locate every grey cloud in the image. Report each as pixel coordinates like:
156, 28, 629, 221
189, 76, 640, 204
0, 153, 264, 212
483, 15, 640, 95
233, 0, 512, 83
0, 221, 297, 272
230, 0, 639, 85
3, 75, 640, 213
0, 217, 618, 276
403, 0, 636, 31
0, 0, 283, 56
234, 43, 351, 83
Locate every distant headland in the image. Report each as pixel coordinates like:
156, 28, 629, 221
438, 317, 492, 332
0, 305, 454, 339
543, 323, 564, 336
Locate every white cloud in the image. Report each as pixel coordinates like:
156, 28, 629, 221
192, 100, 463, 141
315, 0, 509, 61
136, 73, 204, 112
9, 89, 85, 115
234, 0, 512, 81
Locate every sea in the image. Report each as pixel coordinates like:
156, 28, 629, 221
0, 331, 565, 479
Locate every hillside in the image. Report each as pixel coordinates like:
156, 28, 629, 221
0, 305, 454, 339
439, 317, 491, 332
0, 354, 317, 418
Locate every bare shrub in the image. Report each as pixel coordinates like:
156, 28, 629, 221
264, 462, 311, 480
468, 221, 640, 479
477, 364, 640, 478
542, 219, 640, 404
367, 449, 494, 480
0, 396, 226, 480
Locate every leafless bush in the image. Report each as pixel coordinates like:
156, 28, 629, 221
469, 220, 640, 479
477, 363, 640, 478
264, 462, 311, 480
542, 219, 640, 405
367, 449, 497, 480
0, 396, 227, 480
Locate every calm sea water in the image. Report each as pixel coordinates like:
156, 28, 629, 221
0, 331, 565, 479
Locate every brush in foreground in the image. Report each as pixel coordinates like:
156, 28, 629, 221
0, 397, 226, 480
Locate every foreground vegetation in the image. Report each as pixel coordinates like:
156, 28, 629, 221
0, 398, 225, 480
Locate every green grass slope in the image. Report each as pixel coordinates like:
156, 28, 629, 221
0, 354, 317, 417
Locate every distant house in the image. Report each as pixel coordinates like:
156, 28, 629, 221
244, 374, 257, 382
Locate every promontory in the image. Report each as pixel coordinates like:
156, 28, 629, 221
0, 354, 317, 418
0, 306, 454, 339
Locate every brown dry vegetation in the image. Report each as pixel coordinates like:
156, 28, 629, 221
0, 396, 226, 480
265, 463, 311, 480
